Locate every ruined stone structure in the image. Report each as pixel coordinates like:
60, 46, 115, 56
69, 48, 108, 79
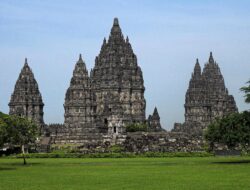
173, 52, 238, 134
148, 107, 163, 132
9, 58, 44, 126
124, 132, 204, 153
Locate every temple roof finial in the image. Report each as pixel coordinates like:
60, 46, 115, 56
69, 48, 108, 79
113, 17, 119, 26
24, 57, 28, 65
77, 54, 84, 64
209, 51, 214, 63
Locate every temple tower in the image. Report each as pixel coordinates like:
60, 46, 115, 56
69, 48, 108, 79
201, 52, 237, 119
184, 59, 208, 126
9, 58, 44, 125
64, 54, 92, 125
179, 52, 238, 133
91, 18, 146, 133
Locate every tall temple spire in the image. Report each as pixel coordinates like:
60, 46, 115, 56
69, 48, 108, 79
208, 52, 214, 63
91, 18, 146, 132
9, 59, 44, 125
179, 54, 238, 135
64, 54, 91, 125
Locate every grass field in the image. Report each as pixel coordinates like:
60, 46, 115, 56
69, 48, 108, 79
0, 157, 250, 190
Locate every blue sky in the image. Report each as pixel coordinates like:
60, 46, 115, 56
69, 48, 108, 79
0, 0, 249, 130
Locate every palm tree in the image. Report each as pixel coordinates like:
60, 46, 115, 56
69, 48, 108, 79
240, 80, 250, 103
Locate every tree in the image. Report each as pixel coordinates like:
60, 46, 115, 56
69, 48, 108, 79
0, 116, 8, 147
204, 111, 250, 151
0, 112, 38, 165
240, 80, 250, 103
0, 112, 12, 148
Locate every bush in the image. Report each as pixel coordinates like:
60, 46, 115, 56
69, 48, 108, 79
109, 145, 124, 153
126, 123, 148, 132
204, 111, 250, 150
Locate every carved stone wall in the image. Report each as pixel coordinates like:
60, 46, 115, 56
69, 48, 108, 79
91, 18, 146, 133
64, 54, 92, 125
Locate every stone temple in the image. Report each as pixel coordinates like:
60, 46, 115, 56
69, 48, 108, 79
173, 52, 238, 135
91, 18, 146, 132
8, 18, 163, 146
50, 18, 156, 145
9, 58, 44, 126
7, 18, 238, 151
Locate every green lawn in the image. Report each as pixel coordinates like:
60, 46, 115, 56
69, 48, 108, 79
0, 157, 250, 190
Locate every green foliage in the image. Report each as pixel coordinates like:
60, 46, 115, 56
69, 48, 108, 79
205, 111, 250, 150
240, 79, 250, 103
126, 123, 148, 132
0, 113, 38, 147
0, 112, 13, 147
109, 144, 124, 153
0, 118, 8, 147
0, 112, 38, 164
0, 112, 38, 147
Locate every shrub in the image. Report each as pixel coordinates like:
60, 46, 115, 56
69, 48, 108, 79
204, 111, 250, 150
126, 123, 148, 132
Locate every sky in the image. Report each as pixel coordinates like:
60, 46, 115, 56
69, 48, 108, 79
0, 0, 249, 130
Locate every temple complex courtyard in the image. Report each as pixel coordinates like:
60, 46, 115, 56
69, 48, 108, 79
1, 156, 250, 190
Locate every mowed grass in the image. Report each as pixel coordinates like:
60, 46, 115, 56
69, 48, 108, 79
1, 157, 250, 190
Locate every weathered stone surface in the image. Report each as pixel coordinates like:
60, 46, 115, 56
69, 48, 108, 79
173, 53, 238, 134
9, 58, 44, 126
91, 18, 146, 133
123, 132, 204, 152
64, 54, 92, 125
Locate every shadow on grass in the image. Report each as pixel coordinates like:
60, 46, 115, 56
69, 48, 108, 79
212, 160, 250, 164
155, 162, 177, 166
0, 162, 43, 168
0, 167, 16, 171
